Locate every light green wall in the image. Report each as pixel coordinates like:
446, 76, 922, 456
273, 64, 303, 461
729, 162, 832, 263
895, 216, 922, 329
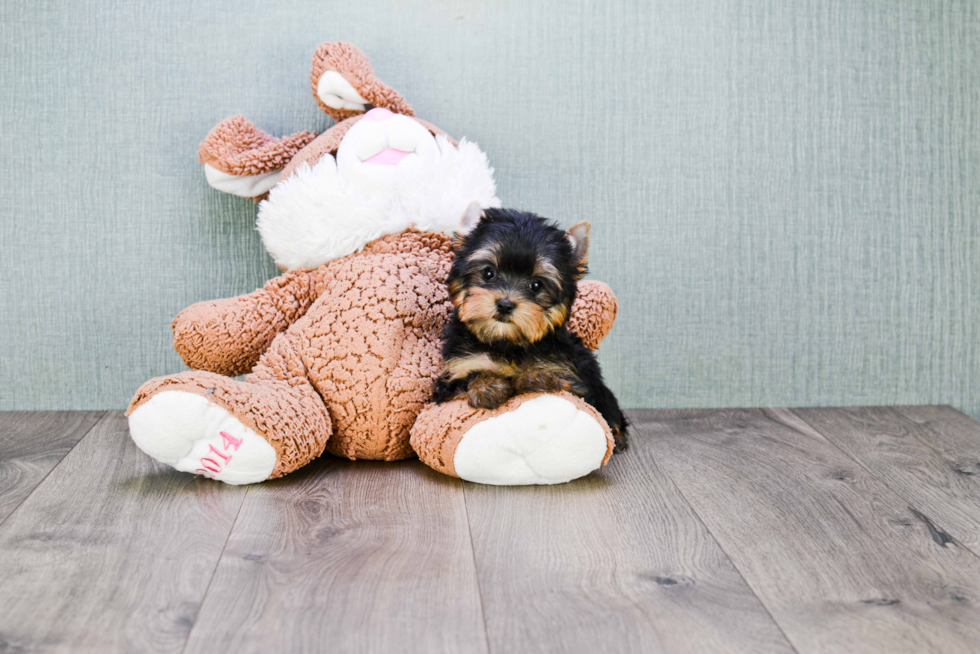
1, 0, 978, 416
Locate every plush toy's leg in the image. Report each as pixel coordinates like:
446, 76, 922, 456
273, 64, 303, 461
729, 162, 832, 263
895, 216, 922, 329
126, 334, 331, 484
410, 392, 614, 486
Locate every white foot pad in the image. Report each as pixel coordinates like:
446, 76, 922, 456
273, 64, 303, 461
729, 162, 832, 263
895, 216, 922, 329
453, 395, 609, 485
128, 391, 277, 485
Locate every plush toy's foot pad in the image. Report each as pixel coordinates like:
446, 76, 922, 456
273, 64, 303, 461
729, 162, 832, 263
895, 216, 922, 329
453, 395, 610, 485
128, 391, 277, 485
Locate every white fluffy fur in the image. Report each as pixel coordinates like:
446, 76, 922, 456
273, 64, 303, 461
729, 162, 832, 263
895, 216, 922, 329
257, 131, 500, 270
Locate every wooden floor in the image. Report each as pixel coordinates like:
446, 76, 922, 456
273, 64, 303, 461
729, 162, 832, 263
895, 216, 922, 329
1, 407, 979, 653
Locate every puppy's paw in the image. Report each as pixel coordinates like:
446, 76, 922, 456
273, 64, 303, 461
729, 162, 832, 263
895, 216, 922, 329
513, 370, 571, 394
467, 376, 513, 410
611, 424, 629, 453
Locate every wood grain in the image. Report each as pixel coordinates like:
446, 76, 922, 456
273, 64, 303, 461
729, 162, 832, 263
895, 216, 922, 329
792, 406, 980, 553
4, 406, 980, 653
0, 412, 247, 653
182, 457, 488, 654
0, 411, 103, 524
636, 408, 980, 654
462, 414, 795, 654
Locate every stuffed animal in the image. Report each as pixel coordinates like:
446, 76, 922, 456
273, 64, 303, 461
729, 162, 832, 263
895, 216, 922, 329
127, 42, 620, 486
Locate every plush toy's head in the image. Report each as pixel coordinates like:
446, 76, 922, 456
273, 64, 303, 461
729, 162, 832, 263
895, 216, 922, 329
198, 42, 500, 270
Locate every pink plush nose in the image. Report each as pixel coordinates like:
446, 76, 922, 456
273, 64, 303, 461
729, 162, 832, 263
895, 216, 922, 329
364, 107, 394, 122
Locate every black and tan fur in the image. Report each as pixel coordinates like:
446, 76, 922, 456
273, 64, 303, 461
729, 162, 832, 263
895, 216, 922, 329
434, 206, 628, 451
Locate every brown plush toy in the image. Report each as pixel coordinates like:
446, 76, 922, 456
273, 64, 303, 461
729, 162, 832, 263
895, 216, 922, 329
127, 42, 620, 486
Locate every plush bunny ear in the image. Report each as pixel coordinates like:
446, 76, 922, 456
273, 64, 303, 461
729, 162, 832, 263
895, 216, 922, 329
458, 201, 484, 235
198, 116, 317, 200
311, 42, 415, 122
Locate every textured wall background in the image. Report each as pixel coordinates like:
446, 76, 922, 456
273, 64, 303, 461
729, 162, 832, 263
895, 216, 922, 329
1, 0, 978, 416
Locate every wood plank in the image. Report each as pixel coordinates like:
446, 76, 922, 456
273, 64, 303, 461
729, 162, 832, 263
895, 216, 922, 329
0, 412, 247, 653
462, 413, 796, 654
183, 458, 488, 654
0, 411, 104, 524
792, 406, 980, 553
636, 408, 980, 654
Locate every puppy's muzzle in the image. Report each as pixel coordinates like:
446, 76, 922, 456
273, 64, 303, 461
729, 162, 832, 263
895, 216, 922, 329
494, 298, 516, 318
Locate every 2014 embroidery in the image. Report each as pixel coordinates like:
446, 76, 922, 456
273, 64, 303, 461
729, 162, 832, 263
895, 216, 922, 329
196, 431, 243, 477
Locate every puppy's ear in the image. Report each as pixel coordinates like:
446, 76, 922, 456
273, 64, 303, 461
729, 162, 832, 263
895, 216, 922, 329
566, 221, 590, 277
453, 201, 484, 251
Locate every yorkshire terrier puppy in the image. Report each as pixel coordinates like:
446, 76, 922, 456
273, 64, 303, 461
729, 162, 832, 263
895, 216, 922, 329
433, 205, 628, 451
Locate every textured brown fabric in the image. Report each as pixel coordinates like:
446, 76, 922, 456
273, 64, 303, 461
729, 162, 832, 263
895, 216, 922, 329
307, 231, 455, 460
154, 230, 615, 472
127, 331, 332, 479
278, 115, 361, 183
164, 231, 454, 462
197, 115, 317, 177
172, 266, 329, 377
567, 280, 619, 350
310, 41, 416, 122
410, 391, 615, 479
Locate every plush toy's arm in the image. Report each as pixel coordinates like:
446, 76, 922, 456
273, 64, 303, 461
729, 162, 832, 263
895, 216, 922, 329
567, 280, 619, 350
172, 267, 325, 377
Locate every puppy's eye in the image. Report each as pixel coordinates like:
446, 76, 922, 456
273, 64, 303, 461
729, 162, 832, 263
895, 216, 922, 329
528, 280, 543, 293
482, 268, 496, 281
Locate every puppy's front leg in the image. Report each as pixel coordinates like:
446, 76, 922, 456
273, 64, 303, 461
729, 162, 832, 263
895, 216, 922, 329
584, 381, 629, 452
466, 373, 514, 410
512, 368, 575, 394
433, 375, 467, 404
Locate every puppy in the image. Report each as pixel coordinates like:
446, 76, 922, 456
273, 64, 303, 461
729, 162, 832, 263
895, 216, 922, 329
433, 205, 628, 451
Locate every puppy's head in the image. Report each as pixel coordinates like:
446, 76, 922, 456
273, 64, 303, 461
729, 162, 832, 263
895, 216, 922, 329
448, 206, 589, 345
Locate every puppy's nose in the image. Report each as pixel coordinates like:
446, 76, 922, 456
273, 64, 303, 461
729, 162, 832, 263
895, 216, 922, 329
495, 298, 516, 316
